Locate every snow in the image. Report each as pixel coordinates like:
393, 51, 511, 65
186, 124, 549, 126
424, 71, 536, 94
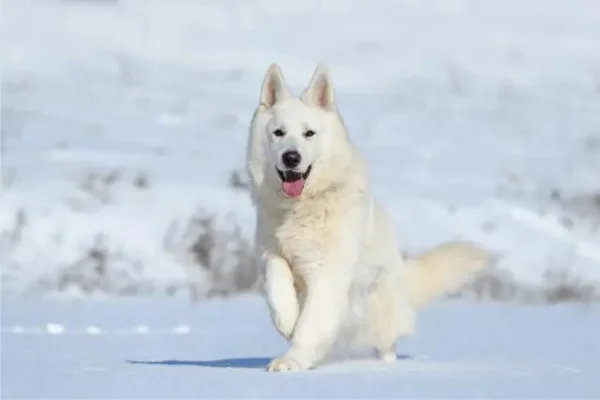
2, 1, 600, 395
2, 295, 600, 398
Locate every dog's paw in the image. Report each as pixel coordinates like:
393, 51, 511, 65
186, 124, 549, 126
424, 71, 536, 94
271, 311, 296, 341
378, 351, 398, 363
266, 356, 305, 372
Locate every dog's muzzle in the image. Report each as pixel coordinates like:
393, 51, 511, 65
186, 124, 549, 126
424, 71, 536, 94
276, 166, 312, 198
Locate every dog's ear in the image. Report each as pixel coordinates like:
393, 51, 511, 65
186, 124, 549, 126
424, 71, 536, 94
301, 63, 336, 111
260, 63, 292, 109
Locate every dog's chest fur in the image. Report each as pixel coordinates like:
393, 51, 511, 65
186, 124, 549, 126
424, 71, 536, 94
262, 192, 352, 272
276, 201, 337, 267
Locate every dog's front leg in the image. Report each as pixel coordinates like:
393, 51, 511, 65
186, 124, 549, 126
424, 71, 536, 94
266, 264, 351, 372
264, 254, 299, 341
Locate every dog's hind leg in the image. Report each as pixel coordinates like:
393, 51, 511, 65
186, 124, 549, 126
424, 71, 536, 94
374, 300, 415, 362
363, 270, 415, 362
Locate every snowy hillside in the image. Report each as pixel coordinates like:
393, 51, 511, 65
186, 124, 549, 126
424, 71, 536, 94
2, 0, 600, 297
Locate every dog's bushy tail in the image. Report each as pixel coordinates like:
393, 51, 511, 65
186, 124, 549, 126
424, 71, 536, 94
403, 241, 490, 308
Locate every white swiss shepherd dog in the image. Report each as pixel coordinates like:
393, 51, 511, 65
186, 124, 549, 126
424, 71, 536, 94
245, 63, 490, 372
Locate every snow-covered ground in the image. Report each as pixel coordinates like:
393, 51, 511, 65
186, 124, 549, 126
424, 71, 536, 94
2, 0, 600, 297
2, 295, 600, 398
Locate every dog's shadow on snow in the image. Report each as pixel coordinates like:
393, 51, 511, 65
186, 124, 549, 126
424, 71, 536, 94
127, 354, 411, 370
127, 358, 270, 369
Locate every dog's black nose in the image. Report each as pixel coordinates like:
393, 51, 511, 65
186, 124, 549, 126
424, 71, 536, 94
282, 150, 301, 168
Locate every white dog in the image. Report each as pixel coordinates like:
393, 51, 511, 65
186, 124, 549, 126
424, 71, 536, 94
245, 63, 489, 372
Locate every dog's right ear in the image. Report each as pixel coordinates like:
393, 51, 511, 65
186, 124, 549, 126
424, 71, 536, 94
259, 63, 292, 109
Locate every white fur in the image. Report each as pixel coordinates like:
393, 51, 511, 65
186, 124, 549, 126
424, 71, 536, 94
246, 63, 490, 372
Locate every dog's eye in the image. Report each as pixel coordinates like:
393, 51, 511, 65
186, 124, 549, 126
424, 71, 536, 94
304, 130, 316, 138
273, 129, 285, 137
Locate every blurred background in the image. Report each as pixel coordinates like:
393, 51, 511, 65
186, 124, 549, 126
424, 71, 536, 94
2, 0, 600, 303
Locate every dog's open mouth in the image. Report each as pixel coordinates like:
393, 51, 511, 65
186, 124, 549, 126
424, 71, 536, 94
277, 166, 312, 198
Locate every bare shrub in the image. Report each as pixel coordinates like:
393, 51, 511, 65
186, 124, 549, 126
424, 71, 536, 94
0, 208, 27, 253
543, 269, 599, 304
0, 209, 28, 290
228, 169, 249, 191
69, 169, 152, 210
164, 209, 260, 302
547, 189, 600, 229
453, 264, 600, 304
21, 206, 260, 299
77, 170, 121, 204
133, 172, 150, 190
53, 235, 109, 294
36, 235, 160, 296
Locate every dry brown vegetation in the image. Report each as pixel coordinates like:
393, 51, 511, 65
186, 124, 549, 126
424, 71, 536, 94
5, 203, 597, 304
1, 169, 598, 304
451, 265, 600, 305
163, 209, 260, 301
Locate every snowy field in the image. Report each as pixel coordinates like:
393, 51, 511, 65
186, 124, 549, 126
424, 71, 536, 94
2, 295, 600, 399
2, 0, 600, 397
2, 0, 600, 297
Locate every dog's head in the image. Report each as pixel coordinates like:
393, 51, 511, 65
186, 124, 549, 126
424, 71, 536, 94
247, 63, 353, 203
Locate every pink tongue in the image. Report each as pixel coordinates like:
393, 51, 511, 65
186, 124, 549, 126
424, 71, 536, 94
282, 180, 305, 198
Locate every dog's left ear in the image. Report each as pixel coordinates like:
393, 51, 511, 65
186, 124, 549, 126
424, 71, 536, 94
301, 63, 336, 111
